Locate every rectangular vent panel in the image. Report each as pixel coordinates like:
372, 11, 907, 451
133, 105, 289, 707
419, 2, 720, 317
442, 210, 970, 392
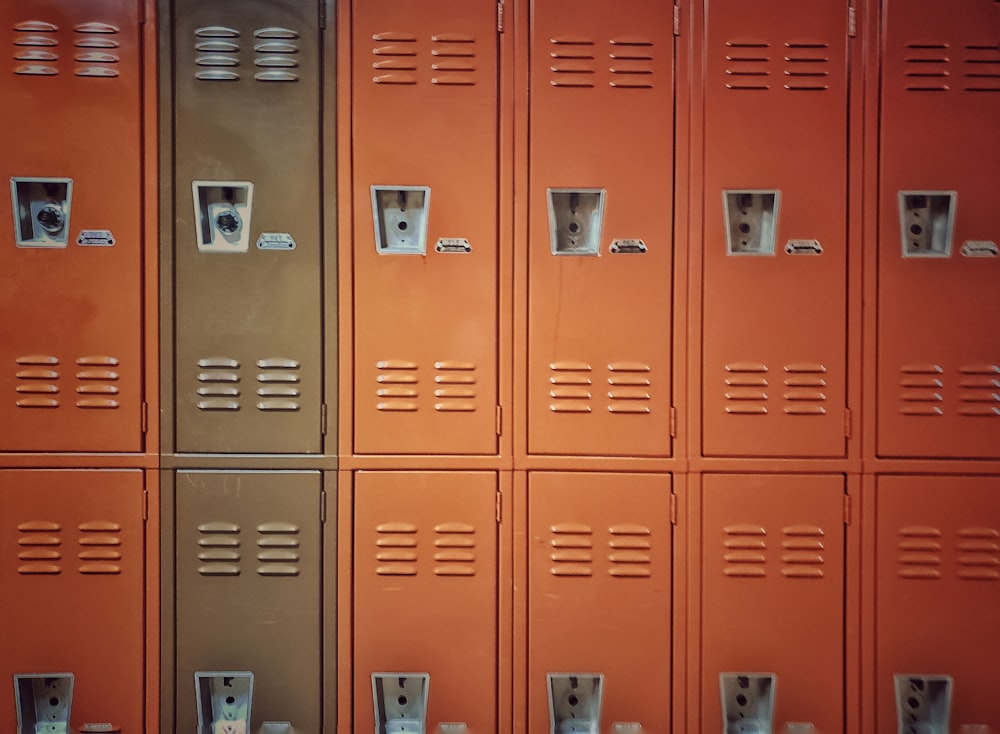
433, 522, 477, 576
15, 354, 60, 408
74, 23, 119, 77
17, 521, 62, 574
256, 522, 300, 576
549, 523, 594, 577
78, 521, 122, 574
13, 20, 59, 75
196, 521, 241, 576
194, 26, 240, 81
375, 522, 418, 576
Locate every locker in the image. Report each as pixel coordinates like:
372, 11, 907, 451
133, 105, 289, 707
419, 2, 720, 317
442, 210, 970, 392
0, 0, 145, 452
527, 473, 671, 733
0, 470, 145, 734
876, 0, 1000, 459
526, 0, 675, 458
350, 0, 500, 455
700, 0, 850, 458
701, 475, 845, 733
165, 0, 325, 454
171, 471, 324, 734
353, 472, 498, 733
876, 476, 1000, 733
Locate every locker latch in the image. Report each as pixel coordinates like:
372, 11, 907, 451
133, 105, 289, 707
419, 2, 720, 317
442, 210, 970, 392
547, 673, 604, 734
10, 178, 73, 248
547, 189, 606, 256
719, 673, 776, 734
898, 191, 956, 258
723, 191, 779, 256
192, 182, 254, 253
372, 186, 431, 255
894, 674, 952, 734
372, 672, 430, 734
194, 671, 254, 734
14, 673, 74, 734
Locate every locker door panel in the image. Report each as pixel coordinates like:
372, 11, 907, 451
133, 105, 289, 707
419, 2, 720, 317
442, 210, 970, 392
354, 471, 498, 733
351, 0, 500, 455
0, 470, 145, 733
174, 471, 323, 734
701, 474, 845, 734
0, 0, 144, 452
527, 0, 675, 458
701, 0, 850, 458
527, 472, 672, 733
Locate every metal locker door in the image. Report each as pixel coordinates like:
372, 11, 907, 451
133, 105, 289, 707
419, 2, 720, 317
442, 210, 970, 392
527, 472, 672, 733
0, 0, 144, 452
353, 472, 498, 733
173, 471, 323, 734
351, 0, 500, 455
0, 469, 145, 734
526, 0, 675, 459
168, 0, 324, 454
700, 0, 850, 458
876, 476, 1000, 733
701, 474, 845, 734
876, 0, 1000, 459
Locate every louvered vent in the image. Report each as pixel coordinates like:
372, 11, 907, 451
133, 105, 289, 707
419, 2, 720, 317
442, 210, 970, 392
898, 364, 944, 416
194, 26, 240, 82
549, 36, 596, 88
256, 358, 301, 412
74, 22, 119, 77
957, 527, 1000, 581
75, 355, 120, 409
725, 40, 770, 90
254, 27, 299, 82
434, 361, 477, 412
17, 521, 62, 575
257, 522, 300, 576
781, 525, 825, 578
607, 524, 652, 578
376, 359, 419, 412
13, 20, 59, 76
722, 524, 767, 577
958, 364, 1000, 417
431, 33, 477, 86
607, 362, 652, 414
903, 42, 950, 92
609, 37, 654, 89
372, 31, 418, 85
197, 357, 241, 411
375, 522, 418, 576
15, 354, 60, 409
724, 363, 768, 415
963, 43, 1000, 92
197, 521, 241, 576
78, 521, 122, 574
549, 523, 593, 577
896, 526, 942, 580
783, 41, 830, 91
434, 522, 477, 576
783, 363, 827, 415
549, 362, 593, 413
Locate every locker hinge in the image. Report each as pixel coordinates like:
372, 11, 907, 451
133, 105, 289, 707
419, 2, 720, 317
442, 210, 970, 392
496, 491, 503, 523
673, 4, 681, 36
140, 401, 148, 434
319, 0, 327, 30
848, 6, 856, 37
843, 494, 852, 525
670, 493, 678, 525
844, 407, 852, 439
496, 405, 502, 436
142, 490, 149, 522
321, 404, 328, 435
497, 1, 505, 33
321, 491, 327, 523
669, 406, 677, 438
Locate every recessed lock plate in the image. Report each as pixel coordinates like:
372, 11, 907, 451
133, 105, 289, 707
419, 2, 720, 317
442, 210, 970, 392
372, 673, 430, 734
14, 673, 74, 734
547, 189, 606, 255
894, 675, 953, 734
898, 191, 956, 258
372, 186, 431, 255
724, 190, 779, 255
547, 673, 604, 734
194, 671, 254, 734
719, 673, 777, 734
10, 178, 73, 247
192, 181, 254, 253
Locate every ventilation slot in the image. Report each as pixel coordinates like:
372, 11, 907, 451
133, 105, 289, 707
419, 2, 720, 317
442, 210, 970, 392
196, 357, 241, 411
607, 524, 652, 578
784, 41, 829, 91
13, 21, 59, 75
17, 521, 62, 575
724, 363, 768, 415
433, 522, 477, 576
376, 359, 419, 412
903, 42, 950, 91
957, 364, 1000, 417
782, 363, 827, 415
375, 522, 418, 576
433, 361, 477, 412
431, 33, 477, 86
15, 354, 60, 408
898, 364, 944, 416
75, 355, 120, 409
256, 522, 300, 576
197, 521, 241, 576
550, 523, 593, 577
78, 521, 122, 574
963, 43, 1000, 92
725, 40, 770, 90
549, 36, 596, 88
957, 527, 1000, 581
195, 26, 240, 81
609, 37, 654, 89
256, 358, 301, 411
781, 525, 825, 578
253, 26, 298, 81
549, 361, 593, 413
723, 524, 767, 577
372, 31, 418, 85
74, 23, 119, 77
607, 362, 652, 414
897, 526, 942, 580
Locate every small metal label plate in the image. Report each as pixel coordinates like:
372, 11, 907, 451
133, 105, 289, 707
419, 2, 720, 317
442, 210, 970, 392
256, 232, 296, 250
785, 239, 823, 255
610, 238, 647, 254
76, 229, 115, 246
961, 240, 998, 258
435, 237, 471, 253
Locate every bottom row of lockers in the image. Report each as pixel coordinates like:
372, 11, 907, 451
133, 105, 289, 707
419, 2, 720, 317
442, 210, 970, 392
1, 470, 997, 733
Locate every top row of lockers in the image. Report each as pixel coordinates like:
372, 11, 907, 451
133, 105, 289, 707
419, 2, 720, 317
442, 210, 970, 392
1, 0, 997, 465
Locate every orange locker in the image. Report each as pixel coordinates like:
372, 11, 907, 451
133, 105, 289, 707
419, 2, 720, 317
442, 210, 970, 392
875, 0, 1000, 459
699, 0, 851, 458
0, 0, 145, 453
525, 0, 675, 458
353, 472, 499, 732
700, 474, 845, 733
350, 0, 501, 455
875, 476, 1000, 733
0, 470, 144, 733
527, 473, 671, 733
